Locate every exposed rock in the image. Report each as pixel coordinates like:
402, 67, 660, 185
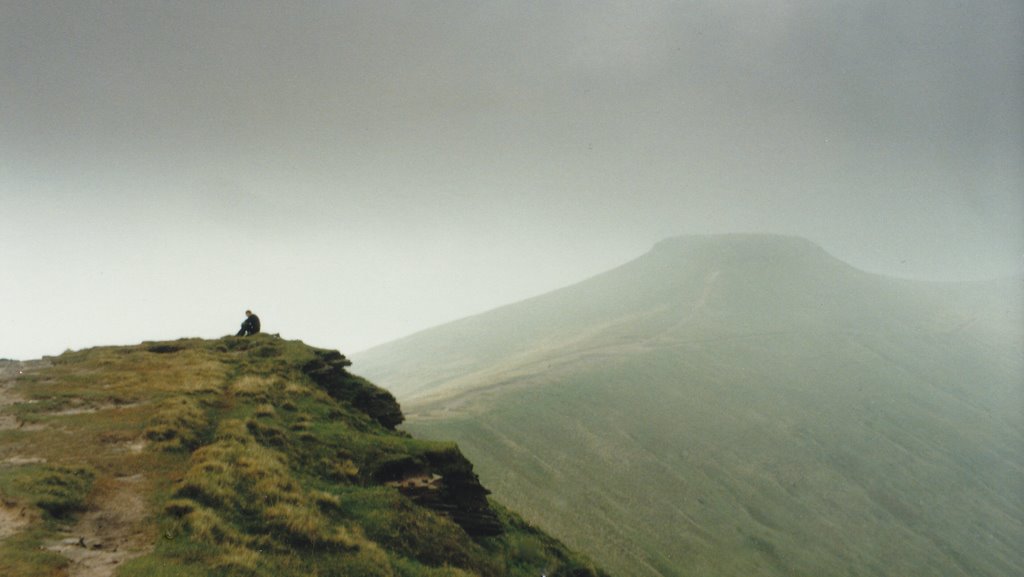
375, 447, 503, 537
301, 349, 404, 429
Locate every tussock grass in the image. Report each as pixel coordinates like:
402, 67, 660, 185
50, 343, 229, 397
355, 488, 488, 572
213, 543, 263, 573
0, 526, 70, 577
2, 336, 610, 577
3, 464, 96, 518
311, 489, 343, 511
171, 425, 355, 550
0, 465, 95, 574
284, 381, 312, 396
254, 403, 277, 418
322, 457, 361, 482
246, 418, 290, 448
213, 419, 252, 443
179, 502, 245, 545
144, 397, 209, 451
288, 413, 313, 431
231, 375, 280, 398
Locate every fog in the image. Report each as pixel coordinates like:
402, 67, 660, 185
2, 0, 1022, 360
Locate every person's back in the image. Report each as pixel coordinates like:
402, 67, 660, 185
236, 310, 261, 336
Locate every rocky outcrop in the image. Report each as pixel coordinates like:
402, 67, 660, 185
302, 350, 499, 536
301, 349, 404, 429
376, 447, 503, 537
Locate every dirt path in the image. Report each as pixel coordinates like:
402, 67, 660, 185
0, 500, 34, 540
1, 360, 153, 576
47, 474, 150, 577
0, 361, 42, 539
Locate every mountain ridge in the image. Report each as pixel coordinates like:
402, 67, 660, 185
357, 234, 1015, 404
356, 234, 1024, 577
0, 336, 611, 577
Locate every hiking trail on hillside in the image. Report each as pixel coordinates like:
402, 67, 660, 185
0, 360, 152, 577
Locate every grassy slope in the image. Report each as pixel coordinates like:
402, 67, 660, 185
357, 234, 1024, 577
0, 336, 609, 577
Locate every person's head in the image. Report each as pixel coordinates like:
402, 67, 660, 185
245, 310, 253, 317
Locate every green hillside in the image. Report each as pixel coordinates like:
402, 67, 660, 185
357, 234, 1024, 577
0, 336, 609, 577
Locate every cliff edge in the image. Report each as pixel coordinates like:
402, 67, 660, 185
0, 335, 608, 577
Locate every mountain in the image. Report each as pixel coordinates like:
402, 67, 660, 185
0, 336, 609, 577
356, 234, 1024, 577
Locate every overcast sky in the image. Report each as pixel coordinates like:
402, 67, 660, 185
2, 0, 1022, 360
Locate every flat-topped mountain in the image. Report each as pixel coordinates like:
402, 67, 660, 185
358, 234, 1024, 577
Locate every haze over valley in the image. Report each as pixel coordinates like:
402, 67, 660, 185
3, 2, 1022, 576
359, 234, 1023, 577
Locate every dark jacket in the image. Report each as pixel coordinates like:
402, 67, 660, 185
236, 314, 261, 336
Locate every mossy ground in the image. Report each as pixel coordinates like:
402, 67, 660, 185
0, 336, 607, 577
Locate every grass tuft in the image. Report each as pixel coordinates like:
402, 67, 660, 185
214, 419, 252, 443
232, 375, 279, 397
14, 464, 96, 518
214, 544, 263, 574
255, 404, 277, 418
181, 504, 245, 545
144, 397, 209, 451
312, 490, 343, 511
164, 498, 198, 517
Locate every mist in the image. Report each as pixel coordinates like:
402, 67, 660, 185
3, 1, 1022, 360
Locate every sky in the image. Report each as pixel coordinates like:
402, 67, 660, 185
2, 0, 1022, 360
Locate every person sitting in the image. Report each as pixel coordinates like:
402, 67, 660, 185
236, 310, 261, 336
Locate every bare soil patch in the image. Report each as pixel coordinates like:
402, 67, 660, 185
0, 414, 18, 431
1, 456, 47, 466
47, 474, 151, 577
0, 501, 34, 540
47, 401, 143, 417
2, 361, 152, 576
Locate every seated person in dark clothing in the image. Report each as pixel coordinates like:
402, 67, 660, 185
236, 310, 261, 336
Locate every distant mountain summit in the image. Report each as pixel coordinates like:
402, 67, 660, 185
649, 233, 845, 266
358, 234, 1024, 577
357, 234, 999, 401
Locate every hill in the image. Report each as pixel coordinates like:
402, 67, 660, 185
356, 234, 1024, 577
0, 336, 609, 577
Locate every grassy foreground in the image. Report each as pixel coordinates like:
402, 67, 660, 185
0, 335, 608, 577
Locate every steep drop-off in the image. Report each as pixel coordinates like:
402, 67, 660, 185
0, 336, 609, 577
